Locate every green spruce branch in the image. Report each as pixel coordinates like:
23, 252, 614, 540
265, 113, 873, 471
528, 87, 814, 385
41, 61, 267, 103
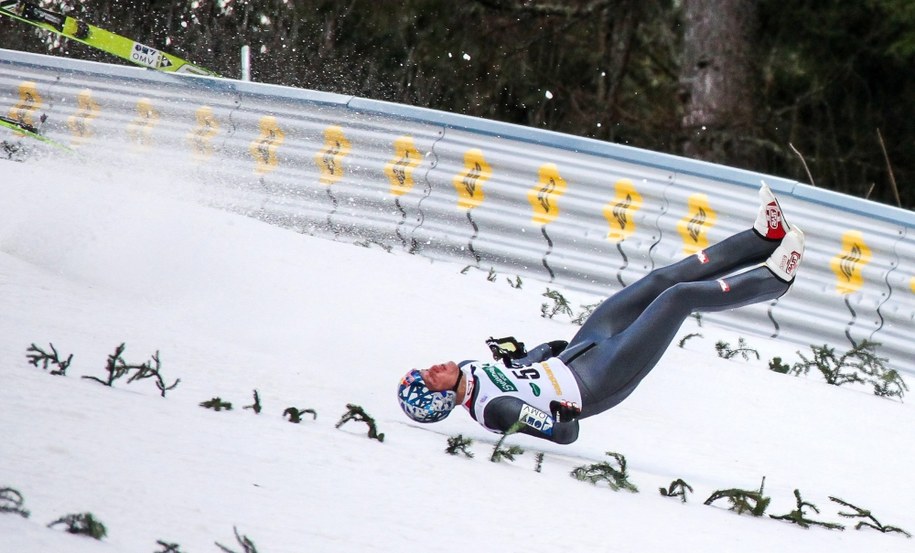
572, 301, 601, 326
82, 343, 136, 386
445, 435, 474, 458
571, 452, 639, 492
336, 404, 384, 442
216, 526, 259, 553
47, 512, 107, 540
791, 341, 906, 399
353, 239, 392, 253
125, 350, 180, 397
284, 407, 317, 423
715, 338, 759, 361
770, 489, 845, 530
534, 452, 545, 473
155, 540, 185, 553
26, 343, 72, 375
678, 333, 703, 348
704, 477, 770, 516
659, 479, 694, 503
871, 367, 909, 400
200, 397, 233, 411
768, 356, 792, 374
81, 344, 179, 396
243, 390, 262, 414
0, 487, 30, 518
541, 288, 573, 319
490, 421, 525, 462
830, 496, 911, 537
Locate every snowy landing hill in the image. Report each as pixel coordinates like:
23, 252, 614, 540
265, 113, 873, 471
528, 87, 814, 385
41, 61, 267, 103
1, 157, 913, 552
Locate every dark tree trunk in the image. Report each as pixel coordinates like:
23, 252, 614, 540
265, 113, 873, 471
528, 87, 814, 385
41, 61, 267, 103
679, 0, 762, 170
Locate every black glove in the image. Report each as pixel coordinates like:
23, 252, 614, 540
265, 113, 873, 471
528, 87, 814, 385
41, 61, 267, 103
486, 336, 527, 366
549, 400, 581, 423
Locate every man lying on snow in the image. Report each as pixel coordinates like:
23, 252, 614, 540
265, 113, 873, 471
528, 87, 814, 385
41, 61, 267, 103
397, 184, 805, 444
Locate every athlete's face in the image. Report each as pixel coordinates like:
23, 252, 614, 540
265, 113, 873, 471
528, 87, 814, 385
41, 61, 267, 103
420, 361, 460, 392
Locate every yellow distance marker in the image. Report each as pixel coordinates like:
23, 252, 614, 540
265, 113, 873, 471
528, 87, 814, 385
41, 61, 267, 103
830, 231, 873, 294
126, 98, 160, 149
603, 179, 643, 242
249, 116, 284, 174
315, 125, 351, 186
529, 163, 567, 225
384, 136, 422, 196
453, 148, 491, 209
676, 193, 717, 255
187, 106, 220, 160
67, 89, 100, 146
8, 81, 42, 127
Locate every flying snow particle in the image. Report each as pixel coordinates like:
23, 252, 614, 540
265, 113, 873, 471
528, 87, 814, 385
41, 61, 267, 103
544, 90, 553, 100
463, 53, 471, 61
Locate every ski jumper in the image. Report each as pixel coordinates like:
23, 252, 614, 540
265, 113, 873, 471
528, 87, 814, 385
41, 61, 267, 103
459, 358, 583, 442
463, 229, 790, 444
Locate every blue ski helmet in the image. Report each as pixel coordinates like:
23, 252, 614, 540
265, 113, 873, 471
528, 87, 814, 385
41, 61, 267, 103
397, 369, 457, 423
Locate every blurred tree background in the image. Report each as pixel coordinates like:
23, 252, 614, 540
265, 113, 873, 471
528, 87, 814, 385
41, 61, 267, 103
2, 0, 913, 208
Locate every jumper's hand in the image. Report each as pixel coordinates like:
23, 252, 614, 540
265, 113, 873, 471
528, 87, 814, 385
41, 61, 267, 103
549, 400, 581, 423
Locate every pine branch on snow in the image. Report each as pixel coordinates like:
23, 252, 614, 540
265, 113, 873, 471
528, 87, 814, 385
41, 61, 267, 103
216, 526, 259, 553
126, 350, 180, 397
715, 338, 759, 361
571, 451, 638, 492
534, 452, 545, 473
336, 404, 384, 442
678, 333, 702, 348
768, 356, 792, 374
284, 407, 317, 423
155, 540, 185, 553
81, 343, 135, 386
243, 390, 262, 414
200, 397, 233, 411
25, 342, 72, 375
830, 496, 912, 537
704, 477, 770, 516
659, 479, 694, 503
0, 487, 30, 518
770, 489, 845, 530
445, 435, 474, 458
490, 421, 525, 462
540, 288, 573, 319
47, 512, 107, 540
81, 343, 180, 396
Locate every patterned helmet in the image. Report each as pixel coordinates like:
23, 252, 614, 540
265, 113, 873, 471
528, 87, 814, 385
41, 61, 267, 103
397, 369, 457, 423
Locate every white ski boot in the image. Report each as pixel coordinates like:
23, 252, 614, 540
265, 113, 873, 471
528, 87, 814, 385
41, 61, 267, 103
754, 181, 789, 240
766, 226, 805, 282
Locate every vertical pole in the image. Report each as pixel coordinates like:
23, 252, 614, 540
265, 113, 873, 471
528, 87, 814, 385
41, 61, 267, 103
240, 45, 251, 81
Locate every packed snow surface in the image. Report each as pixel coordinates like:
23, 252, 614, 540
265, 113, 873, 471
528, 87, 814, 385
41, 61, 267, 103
1, 157, 913, 552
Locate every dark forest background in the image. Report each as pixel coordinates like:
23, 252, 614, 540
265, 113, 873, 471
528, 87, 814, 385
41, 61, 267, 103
2, 0, 914, 209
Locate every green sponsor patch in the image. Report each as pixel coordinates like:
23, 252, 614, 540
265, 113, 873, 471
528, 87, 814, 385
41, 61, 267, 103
482, 364, 517, 392
529, 383, 541, 396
